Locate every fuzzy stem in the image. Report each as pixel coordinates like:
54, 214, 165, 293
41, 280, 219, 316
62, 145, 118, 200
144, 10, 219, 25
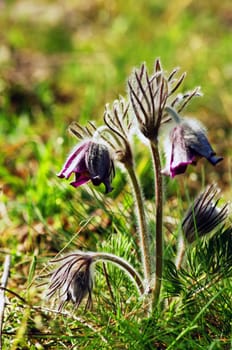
0, 255, 11, 350
175, 235, 186, 270
93, 252, 144, 295
150, 141, 163, 309
125, 164, 152, 284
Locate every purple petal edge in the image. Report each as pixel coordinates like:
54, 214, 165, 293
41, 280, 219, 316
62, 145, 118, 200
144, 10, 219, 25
170, 160, 193, 178
70, 177, 90, 187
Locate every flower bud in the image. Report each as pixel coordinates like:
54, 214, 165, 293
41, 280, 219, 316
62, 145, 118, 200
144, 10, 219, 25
182, 185, 229, 243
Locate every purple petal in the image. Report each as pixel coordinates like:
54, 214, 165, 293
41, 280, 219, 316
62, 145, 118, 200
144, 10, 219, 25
170, 126, 195, 177
70, 173, 90, 188
170, 161, 190, 178
57, 141, 91, 179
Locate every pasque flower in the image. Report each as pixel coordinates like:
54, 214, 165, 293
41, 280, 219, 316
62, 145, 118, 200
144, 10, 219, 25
162, 107, 223, 178
57, 140, 115, 193
46, 251, 144, 311
47, 252, 94, 311
182, 185, 229, 243
128, 60, 169, 141
128, 60, 200, 142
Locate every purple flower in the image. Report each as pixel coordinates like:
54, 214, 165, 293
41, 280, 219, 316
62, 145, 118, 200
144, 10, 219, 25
162, 118, 223, 178
57, 140, 115, 193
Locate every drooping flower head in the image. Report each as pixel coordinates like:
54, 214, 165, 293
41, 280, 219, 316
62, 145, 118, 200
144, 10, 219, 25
182, 185, 229, 243
47, 252, 94, 311
57, 140, 115, 193
162, 107, 223, 178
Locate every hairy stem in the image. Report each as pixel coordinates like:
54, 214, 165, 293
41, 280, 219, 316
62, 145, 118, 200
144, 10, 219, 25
125, 164, 152, 284
0, 255, 11, 350
93, 252, 144, 295
150, 141, 163, 309
175, 235, 186, 270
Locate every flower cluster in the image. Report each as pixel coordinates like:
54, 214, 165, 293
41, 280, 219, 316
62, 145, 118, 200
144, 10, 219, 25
57, 59, 222, 193
47, 58, 228, 313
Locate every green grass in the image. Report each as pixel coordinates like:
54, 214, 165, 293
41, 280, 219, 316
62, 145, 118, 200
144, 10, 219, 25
0, 1, 232, 349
